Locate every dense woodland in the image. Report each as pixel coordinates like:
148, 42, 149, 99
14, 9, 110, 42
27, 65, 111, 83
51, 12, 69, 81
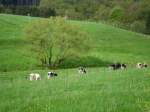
0, 0, 39, 5
0, 0, 150, 34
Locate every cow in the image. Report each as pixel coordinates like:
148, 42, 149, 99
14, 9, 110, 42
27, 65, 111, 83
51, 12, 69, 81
109, 63, 127, 70
136, 63, 143, 69
143, 63, 148, 68
29, 73, 41, 81
78, 67, 86, 74
48, 72, 58, 79
121, 64, 127, 69
136, 63, 148, 69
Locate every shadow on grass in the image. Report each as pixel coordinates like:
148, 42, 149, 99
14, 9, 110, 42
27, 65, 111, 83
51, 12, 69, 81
0, 39, 27, 46
58, 56, 112, 69
0, 56, 112, 72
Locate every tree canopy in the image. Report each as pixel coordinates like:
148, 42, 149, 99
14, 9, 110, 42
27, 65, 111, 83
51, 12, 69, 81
25, 17, 90, 68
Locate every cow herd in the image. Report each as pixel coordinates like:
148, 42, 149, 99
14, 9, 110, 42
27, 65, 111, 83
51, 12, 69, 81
28, 62, 148, 81
28, 72, 58, 81
109, 62, 148, 70
136, 63, 148, 69
109, 63, 127, 70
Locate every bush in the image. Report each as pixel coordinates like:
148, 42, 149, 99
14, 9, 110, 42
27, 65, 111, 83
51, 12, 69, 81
130, 21, 146, 33
38, 7, 56, 17
94, 5, 110, 21
4, 8, 12, 14
0, 4, 4, 13
146, 12, 150, 34
109, 7, 124, 22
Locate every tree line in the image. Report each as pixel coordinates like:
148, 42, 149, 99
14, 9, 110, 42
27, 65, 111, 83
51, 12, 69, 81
0, 0, 150, 34
0, 0, 39, 6
39, 0, 150, 34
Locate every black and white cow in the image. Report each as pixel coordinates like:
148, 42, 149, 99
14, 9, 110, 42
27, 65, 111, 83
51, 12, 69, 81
121, 64, 127, 69
78, 67, 86, 74
48, 72, 58, 79
109, 63, 127, 70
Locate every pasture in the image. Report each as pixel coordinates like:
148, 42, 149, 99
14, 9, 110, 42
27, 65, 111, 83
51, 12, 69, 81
0, 14, 150, 112
0, 14, 150, 71
0, 68, 150, 112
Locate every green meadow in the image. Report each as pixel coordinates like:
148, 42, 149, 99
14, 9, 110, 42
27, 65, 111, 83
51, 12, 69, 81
0, 68, 150, 112
0, 14, 150, 71
0, 14, 150, 112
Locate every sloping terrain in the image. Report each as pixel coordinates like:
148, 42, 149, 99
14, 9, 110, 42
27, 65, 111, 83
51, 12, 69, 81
0, 14, 150, 71
0, 14, 150, 112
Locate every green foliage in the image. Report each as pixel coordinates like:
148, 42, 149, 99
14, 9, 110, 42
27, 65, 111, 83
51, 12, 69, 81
0, 5, 55, 17
25, 16, 89, 68
94, 5, 110, 21
109, 7, 124, 22
130, 21, 146, 33
0, 4, 4, 13
39, 0, 150, 34
146, 12, 150, 34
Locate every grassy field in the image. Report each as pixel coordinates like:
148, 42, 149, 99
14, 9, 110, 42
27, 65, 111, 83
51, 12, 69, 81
0, 68, 150, 112
0, 14, 150, 112
0, 14, 150, 71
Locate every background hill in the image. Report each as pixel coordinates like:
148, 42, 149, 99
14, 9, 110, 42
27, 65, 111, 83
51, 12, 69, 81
0, 14, 150, 71
1, 0, 150, 34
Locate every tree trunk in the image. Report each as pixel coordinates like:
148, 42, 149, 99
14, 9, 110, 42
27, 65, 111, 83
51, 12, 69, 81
40, 58, 45, 66
48, 46, 53, 67
48, 57, 51, 66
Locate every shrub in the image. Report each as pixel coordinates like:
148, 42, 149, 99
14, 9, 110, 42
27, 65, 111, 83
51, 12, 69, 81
109, 7, 124, 22
130, 21, 146, 33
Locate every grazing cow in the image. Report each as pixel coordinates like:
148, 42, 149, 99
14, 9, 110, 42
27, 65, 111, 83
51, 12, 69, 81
136, 63, 143, 69
78, 67, 86, 74
109, 63, 127, 70
136, 63, 148, 69
143, 63, 148, 68
29, 73, 41, 81
109, 63, 121, 70
121, 64, 127, 69
48, 72, 58, 79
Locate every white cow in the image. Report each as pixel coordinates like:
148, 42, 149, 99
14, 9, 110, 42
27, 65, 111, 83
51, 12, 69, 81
136, 63, 143, 69
136, 63, 148, 69
29, 73, 41, 81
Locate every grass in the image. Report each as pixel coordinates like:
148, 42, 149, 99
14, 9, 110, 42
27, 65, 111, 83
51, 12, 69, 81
0, 14, 150, 71
0, 68, 150, 112
0, 14, 150, 112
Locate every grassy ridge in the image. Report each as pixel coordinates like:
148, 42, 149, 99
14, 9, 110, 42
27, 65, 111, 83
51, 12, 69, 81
0, 14, 150, 71
0, 68, 150, 112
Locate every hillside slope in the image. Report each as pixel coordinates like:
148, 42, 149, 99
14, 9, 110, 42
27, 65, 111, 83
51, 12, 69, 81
0, 14, 150, 71
0, 14, 150, 112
